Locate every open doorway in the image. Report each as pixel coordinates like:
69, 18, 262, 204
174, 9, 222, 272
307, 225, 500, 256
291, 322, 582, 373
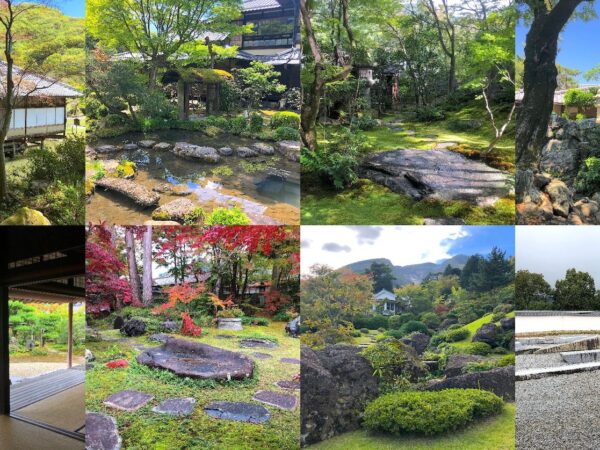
0, 227, 85, 449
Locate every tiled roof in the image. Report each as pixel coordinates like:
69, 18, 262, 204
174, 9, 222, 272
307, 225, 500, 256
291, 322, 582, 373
243, 0, 281, 12
0, 61, 81, 98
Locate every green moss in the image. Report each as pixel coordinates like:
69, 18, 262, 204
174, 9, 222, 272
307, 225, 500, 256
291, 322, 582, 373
301, 180, 514, 225
86, 323, 299, 449
211, 166, 234, 177
206, 206, 251, 225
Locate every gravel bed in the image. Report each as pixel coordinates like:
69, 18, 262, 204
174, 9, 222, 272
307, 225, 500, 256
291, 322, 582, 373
517, 353, 568, 371
517, 370, 600, 449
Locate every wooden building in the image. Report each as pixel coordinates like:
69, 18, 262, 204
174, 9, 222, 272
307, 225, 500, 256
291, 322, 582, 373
0, 61, 82, 146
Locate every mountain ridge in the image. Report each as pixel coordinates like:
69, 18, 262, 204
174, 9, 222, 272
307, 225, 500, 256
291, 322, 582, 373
343, 254, 470, 287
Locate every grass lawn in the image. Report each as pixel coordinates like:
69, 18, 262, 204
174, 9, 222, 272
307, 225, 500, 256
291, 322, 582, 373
448, 311, 515, 352
86, 322, 300, 450
309, 402, 515, 450
302, 102, 515, 225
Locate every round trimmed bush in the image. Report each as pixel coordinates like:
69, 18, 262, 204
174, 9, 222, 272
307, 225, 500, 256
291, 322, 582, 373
445, 328, 470, 342
400, 320, 429, 336
270, 111, 300, 129
385, 329, 404, 339
447, 323, 463, 330
360, 328, 370, 334
462, 342, 492, 355
388, 315, 403, 330
363, 389, 503, 435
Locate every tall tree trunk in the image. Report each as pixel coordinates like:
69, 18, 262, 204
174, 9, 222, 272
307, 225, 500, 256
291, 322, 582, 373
0, 8, 15, 202
125, 227, 142, 304
515, 0, 584, 203
142, 224, 153, 306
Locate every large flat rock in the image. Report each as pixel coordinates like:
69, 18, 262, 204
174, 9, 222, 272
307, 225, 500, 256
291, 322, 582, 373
152, 397, 196, 416
137, 337, 254, 381
86, 412, 122, 450
96, 177, 160, 207
359, 149, 512, 205
561, 349, 600, 364
252, 390, 298, 410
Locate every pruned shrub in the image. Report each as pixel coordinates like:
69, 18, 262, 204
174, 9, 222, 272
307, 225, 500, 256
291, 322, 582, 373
400, 320, 429, 336
388, 315, 403, 330
461, 342, 492, 355
415, 106, 445, 122
205, 206, 251, 225
274, 126, 299, 141
249, 113, 264, 133
363, 389, 503, 435
361, 339, 426, 390
445, 328, 470, 342
270, 111, 300, 129
360, 328, 370, 334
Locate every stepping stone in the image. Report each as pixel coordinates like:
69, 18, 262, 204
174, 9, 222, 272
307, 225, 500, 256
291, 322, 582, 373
252, 352, 272, 359
204, 401, 270, 424
96, 144, 118, 153
275, 380, 300, 390
103, 390, 154, 411
86, 412, 122, 450
252, 390, 297, 411
95, 177, 160, 207
434, 141, 458, 150
217, 147, 233, 156
237, 146, 259, 158
152, 397, 196, 416
216, 334, 234, 339
148, 333, 170, 343
153, 142, 172, 151
252, 143, 275, 155
122, 143, 138, 151
280, 358, 300, 364
239, 339, 278, 349
138, 140, 157, 148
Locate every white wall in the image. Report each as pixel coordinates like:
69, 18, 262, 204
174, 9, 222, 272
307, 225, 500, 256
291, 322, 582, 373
10, 107, 65, 130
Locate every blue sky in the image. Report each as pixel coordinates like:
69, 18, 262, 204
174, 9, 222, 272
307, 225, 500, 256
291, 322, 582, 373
517, 4, 600, 83
301, 226, 514, 273
55, 0, 84, 18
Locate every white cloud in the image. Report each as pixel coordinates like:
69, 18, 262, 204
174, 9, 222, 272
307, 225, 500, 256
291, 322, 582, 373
301, 226, 469, 274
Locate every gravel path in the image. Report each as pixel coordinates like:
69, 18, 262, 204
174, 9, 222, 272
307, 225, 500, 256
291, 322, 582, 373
517, 371, 600, 449
517, 353, 568, 370
10, 359, 85, 379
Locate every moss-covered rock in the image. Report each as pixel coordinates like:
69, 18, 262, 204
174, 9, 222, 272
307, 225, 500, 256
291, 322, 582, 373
1, 207, 51, 225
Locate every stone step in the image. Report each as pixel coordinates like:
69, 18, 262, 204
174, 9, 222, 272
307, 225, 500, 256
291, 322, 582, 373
561, 349, 600, 364
533, 335, 600, 354
516, 361, 600, 381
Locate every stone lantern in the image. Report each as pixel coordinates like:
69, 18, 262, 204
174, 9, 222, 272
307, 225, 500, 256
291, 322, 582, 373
596, 92, 600, 124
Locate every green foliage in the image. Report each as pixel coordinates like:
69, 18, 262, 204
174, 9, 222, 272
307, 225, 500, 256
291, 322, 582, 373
575, 157, 600, 196
270, 111, 300, 129
27, 136, 85, 186
458, 342, 493, 356
385, 329, 405, 339
419, 311, 441, 329
399, 320, 429, 336
302, 129, 370, 189
272, 311, 292, 322
228, 116, 248, 135
361, 339, 425, 391
564, 89, 596, 108
462, 354, 515, 374
234, 61, 285, 110
388, 315, 403, 330
241, 317, 270, 326
352, 114, 379, 131
220, 79, 243, 114
31, 181, 85, 225
274, 126, 300, 141
249, 113, 264, 133
183, 207, 205, 225
360, 328, 370, 334
138, 89, 178, 123
352, 315, 389, 330
554, 268, 597, 310
205, 206, 251, 225
415, 106, 445, 122
363, 389, 503, 436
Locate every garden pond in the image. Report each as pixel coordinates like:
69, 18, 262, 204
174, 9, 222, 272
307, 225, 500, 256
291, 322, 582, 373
87, 130, 300, 224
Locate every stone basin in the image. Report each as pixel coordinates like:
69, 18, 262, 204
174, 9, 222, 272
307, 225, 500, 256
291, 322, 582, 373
136, 337, 254, 381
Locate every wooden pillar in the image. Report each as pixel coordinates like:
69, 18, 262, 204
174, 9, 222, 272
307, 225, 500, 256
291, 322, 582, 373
67, 302, 73, 369
0, 286, 10, 414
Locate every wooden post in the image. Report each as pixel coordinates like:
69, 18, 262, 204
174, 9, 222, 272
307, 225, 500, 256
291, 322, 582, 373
67, 302, 73, 369
0, 286, 9, 414
596, 93, 600, 124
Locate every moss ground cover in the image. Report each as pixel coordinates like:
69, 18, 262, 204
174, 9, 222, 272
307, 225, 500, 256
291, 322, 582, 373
308, 403, 515, 450
86, 322, 300, 450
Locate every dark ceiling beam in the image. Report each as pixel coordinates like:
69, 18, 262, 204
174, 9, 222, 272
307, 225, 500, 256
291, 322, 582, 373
13, 282, 85, 298
0, 254, 84, 287
2, 226, 84, 263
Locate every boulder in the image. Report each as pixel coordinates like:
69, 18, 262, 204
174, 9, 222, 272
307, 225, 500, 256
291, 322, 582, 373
426, 366, 515, 401
359, 149, 512, 206
151, 199, 200, 224
444, 354, 484, 378
252, 142, 275, 155
217, 147, 234, 156
540, 139, 579, 183
301, 344, 378, 446
533, 172, 552, 190
137, 337, 254, 381
500, 317, 515, 331
85, 349, 95, 362
400, 332, 430, 355
1, 207, 51, 225
572, 198, 600, 224
95, 177, 160, 208
545, 179, 572, 218
138, 140, 156, 148
86, 412, 122, 450
96, 144, 119, 153
113, 316, 125, 330
121, 320, 146, 337
161, 320, 178, 333
276, 140, 300, 162
472, 322, 499, 347
151, 183, 191, 196
440, 317, 458, 329
153, 142, 172, 151
171, 142, 220, 163
237, 146, 258, 158
122, 143, 138, 151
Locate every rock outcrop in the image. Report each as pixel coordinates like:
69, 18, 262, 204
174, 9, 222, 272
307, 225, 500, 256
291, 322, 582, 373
151, 199, 200, 223
301, 344, 378, 446
400, 332, 430, 355
427, 366, 515, 401
472, 322, 499, 347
